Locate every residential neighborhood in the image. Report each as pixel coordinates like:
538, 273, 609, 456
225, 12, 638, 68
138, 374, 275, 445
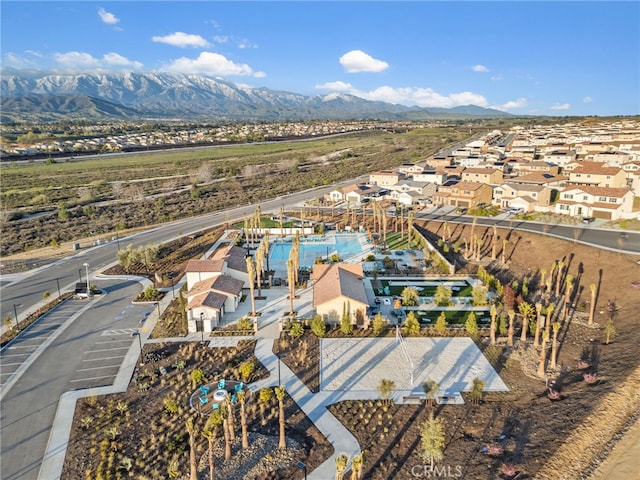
326, 120, 640, 221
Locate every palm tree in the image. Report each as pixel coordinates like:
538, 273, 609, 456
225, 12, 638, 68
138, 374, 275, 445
275, 385, 286, 449
491, 224, 498, 260
588, 283, 597, 326
407, 210, 415, 248
507, 310, 515, 346
489, 304, 497, 345
236, 390, 249, 449
518, 302, 535, 342
255, 244, 265, 298
537, 331, 548, 378
186, 418, 198, 480
351, 452, 364, 480
246, 256, 256, 316
501, 238, 508, 264
202, 412, 222, 480
534, 302, 543, 347
226, 397, 236, 442
259, 387, 273, 426
563, 274, 574, 320
555, 260, 565, 297
423, 379, 438, 407
220, 402, 232, 460
550, 322, 561, 369
335, 453, 349, 480
286, 258, 295, 315
279, 205, 285, 237
545, 303, 555, 339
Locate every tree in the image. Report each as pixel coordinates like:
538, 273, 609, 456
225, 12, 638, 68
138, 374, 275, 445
351, 452, 364, 480
533, 302, 543, 347
489, 304, 497, 346
286, 258, 295, 315
275, 386, 287, 449
377, 378, 396, 406
537, 331, 549, 378
423, 379, 438, 407
310, 314, 326, 337
507, 310, 515, 346
491, 225, 498, 260
550, 322, 561, 369
588, 283, 597, 326
604, 319, 617, 344
518, 302, 535, 342
190, 368, 206, 388
246, 256, 257, 315
185, 419, 198, 480
236, 390, 249, 449
259, 387, 273, 426
335, 453, 349, 480
470, 377, 485, 405
472, 283, 488, 306
239, 361, 255, 382
419, 411, 445, 471
340, 302, 353, 335
434, 311, 448, 335
465, 311, 478, 337
202, 411, 222, 480
404, 311, 421, 335
545, 303, 555, 339
401, 286, 420, 306
434, 285, 452, 306
372, 313, 386, 336
226, 397, 236, 442
221, 399, 232, 460
255, 244, 265, 298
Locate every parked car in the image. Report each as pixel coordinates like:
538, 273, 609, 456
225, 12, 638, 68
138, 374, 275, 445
582, 216, 596, 224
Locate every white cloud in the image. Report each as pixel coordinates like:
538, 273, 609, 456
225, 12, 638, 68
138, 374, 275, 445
55, 51, 100, 68
583, 96, 593, 103
103, 52, 143, 69
315, 82, 488, 108
152, 32, 210, 48
98, 7, 119, 25
213, 35, 229, 44
491, 75, 502, 81
551, 103, 570, 110
493, 98, 528, 111
254, 71, 266, 78
472, 64, 489, 73
165, 51, 256, 76
54, 51, 142, 69
3, 52, 39, 68
315, 81, 354, 91
339, 50, 389, 73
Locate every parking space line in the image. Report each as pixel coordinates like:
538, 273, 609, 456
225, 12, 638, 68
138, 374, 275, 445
95, 340, 131, 345
76, 365, 122, 372
84, 347, 129, 353
70, 375, 116, 383
83, 355, 128, 362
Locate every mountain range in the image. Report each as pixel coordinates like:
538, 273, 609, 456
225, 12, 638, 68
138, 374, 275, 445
0, 68, 512, 123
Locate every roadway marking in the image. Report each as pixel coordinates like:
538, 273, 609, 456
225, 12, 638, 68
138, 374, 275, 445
83, 355, 128, 362
1, 362, 24, 366
70, 375, 116, 383
76, 365, 122, 372
95, 340, 131, 345
101, 328, 139, 336
84, 347, 129, 353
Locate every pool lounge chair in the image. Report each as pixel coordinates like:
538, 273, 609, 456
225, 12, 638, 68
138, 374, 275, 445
234, 382, 244, 392
200, 385, 210, 395
199, 396, 208, 406
218, 379, 225, 389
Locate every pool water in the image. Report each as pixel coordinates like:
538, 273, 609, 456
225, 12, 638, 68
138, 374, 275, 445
269, 234, 363, 268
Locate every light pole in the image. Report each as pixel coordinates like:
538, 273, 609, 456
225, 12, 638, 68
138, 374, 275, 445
78, 269, 83, 284
13, 304, 22, 331
296, 461, 307, 480
155, 301, 161, 317
200, 312, 205, 344
83, 262, 90, 296
55, 277, 61, 298
131, 331, 144, 365
168, 274, 175, 300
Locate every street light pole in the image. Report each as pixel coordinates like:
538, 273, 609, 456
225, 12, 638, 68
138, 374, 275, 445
296, 461, 307, 480
83, 263, 90, 296
200, 312, 205, 344
78, 269, 83, 284
131, 332, 144, 365
13, 304, 21, 330
55, 277, 61, 298
155, 301, 161, 317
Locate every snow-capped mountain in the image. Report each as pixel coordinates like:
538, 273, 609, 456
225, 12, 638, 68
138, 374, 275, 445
1, 69, 511, 122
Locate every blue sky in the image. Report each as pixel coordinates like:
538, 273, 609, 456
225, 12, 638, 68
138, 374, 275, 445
2, 1, 639, 116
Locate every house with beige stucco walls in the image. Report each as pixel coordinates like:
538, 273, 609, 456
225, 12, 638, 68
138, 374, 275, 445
312, 264, 370, 328
555, 186, 634, 220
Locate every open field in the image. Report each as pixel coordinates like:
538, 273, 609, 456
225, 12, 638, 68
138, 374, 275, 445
0, 127, 471, 256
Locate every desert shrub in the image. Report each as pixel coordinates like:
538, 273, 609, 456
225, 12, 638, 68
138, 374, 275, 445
190, 368, 205, 387
239, 360, 255, 382
237, 317, 252, 330
290, 320, 304, 338
310, 315, 326, 337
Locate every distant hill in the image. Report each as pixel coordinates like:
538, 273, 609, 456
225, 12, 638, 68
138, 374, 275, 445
1, 68, 513, 122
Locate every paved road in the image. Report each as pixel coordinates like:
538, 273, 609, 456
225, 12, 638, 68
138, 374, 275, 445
0, 279, 152, 480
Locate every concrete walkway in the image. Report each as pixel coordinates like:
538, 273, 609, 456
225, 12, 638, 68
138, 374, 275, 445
39, 233, 365, 480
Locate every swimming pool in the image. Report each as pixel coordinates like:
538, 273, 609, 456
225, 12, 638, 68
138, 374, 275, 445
268, 234, 363, 268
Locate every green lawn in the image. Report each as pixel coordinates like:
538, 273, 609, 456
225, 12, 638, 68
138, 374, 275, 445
377, 280, 473, 297
412, 309, 491, 325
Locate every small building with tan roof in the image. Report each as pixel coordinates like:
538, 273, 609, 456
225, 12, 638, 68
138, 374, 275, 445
312, 264, 370, 328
